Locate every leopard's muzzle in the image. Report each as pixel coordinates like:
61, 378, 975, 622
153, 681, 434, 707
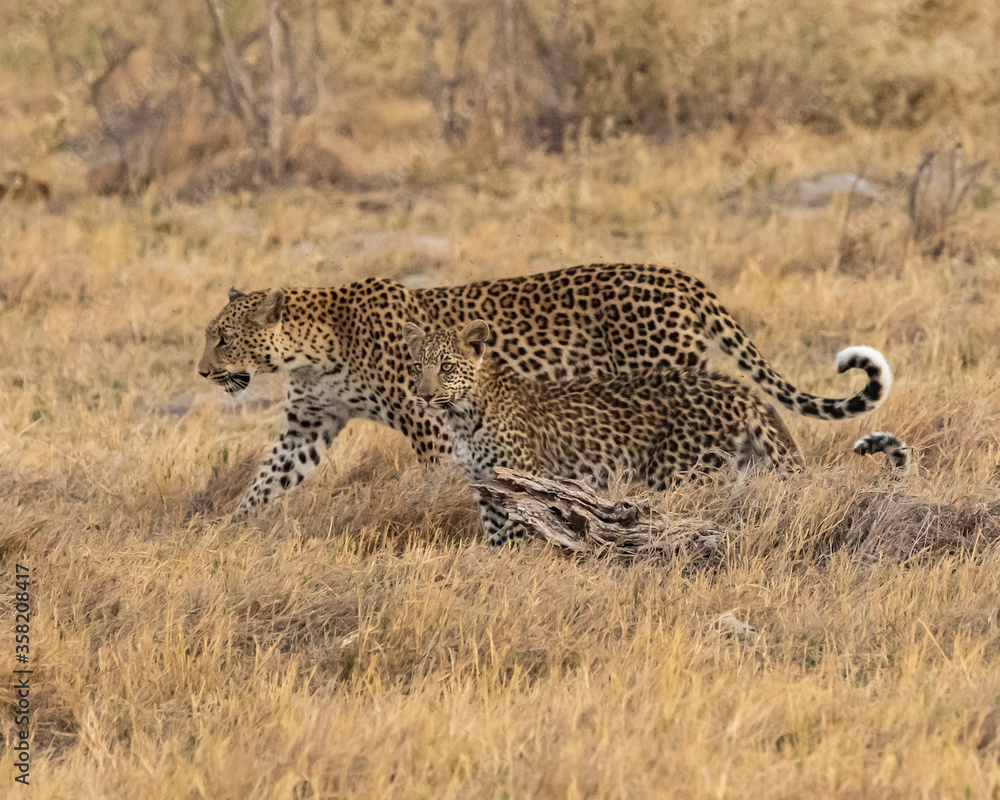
202, 370, 252, 394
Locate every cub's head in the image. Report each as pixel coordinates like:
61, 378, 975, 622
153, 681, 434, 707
198, 287, 286, 393
402, 320, 490, 409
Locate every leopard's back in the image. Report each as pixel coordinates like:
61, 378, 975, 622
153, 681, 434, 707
413, 263, 892, 422
414, 263, 711, 380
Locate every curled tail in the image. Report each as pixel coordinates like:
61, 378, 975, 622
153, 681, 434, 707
697, 291, 893, 420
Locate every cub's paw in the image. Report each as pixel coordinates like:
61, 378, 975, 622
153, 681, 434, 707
487, 522, 529, 547
487, 529, 510, 547
230, 496, 255, 523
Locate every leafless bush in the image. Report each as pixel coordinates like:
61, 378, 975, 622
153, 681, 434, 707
67, 0, 332, 197
30, 0, 1000, 198
908, 141, 988, 253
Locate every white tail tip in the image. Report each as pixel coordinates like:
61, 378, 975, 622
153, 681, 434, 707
835, 345, 893, 407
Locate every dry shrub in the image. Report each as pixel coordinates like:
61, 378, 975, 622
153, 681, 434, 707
409, 0, 1000, 147
11, 0, 999, 203
908, 141, 989, 256
174, 134, 346, 203
836, 200, 912, 278
843, 489, 1000, 561
0, 170, 51, 203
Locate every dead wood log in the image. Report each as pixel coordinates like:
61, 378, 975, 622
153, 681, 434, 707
472, 468, 728, 566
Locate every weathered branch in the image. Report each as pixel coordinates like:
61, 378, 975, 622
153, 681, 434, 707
473, 468, 728, 566
488, 0, 517, 137
204, 0, 266, 147
279, 13, 301, 115
267, 0, 286, 178
309, 0, 326, 113
178, 29, 263, 120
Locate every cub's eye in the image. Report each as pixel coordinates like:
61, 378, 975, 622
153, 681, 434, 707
410, 363, 423, 375
218, 332, 231, 347
440, 362, 455, 374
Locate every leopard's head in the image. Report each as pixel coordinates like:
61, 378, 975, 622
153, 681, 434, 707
402, 320, 490, 410
198, 288, 286, 393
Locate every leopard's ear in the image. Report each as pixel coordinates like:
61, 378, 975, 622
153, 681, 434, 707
461, 320, 490, 357
252, 289, 285, 326
229, 286, 246, 303
402, 322, 426, 359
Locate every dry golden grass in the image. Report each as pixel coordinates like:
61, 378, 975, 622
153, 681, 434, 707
2, 127, 1000, 797
3, 1, 1000, 794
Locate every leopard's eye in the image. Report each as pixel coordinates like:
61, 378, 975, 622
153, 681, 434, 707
218, 332, 231, 348
440, 362, 455, 374
411, 363, 423, 375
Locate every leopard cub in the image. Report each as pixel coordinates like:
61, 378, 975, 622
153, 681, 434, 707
403, 320, 818, 545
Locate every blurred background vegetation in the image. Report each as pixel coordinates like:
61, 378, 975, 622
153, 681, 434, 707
2, 0, 998, 201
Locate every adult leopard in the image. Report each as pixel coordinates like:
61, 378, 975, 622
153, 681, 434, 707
197, 263, 892, 519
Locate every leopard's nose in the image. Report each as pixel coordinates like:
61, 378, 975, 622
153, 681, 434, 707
198, 370, 210, 378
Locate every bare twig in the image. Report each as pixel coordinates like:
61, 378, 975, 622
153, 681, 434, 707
908, 141, 988, 245
204, 0, 266, 147
309, 0, 326, 113
266, 0, 286, 178
86, 31, 140, 186
488, 0, 517, 139
835, 160, 871, 267
178, 55, 227, 109
178, 28, 264, 119
279, 13, 301, 115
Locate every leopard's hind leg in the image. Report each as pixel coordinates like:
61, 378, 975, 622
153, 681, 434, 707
734, 400, 805, 478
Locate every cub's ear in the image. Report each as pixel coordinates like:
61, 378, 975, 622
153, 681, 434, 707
229, 287, 246, 303
461, 320, 490, 357
252, 289, 285, 326
402, 322, 426, 359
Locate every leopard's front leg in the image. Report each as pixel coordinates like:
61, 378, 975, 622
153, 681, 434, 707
233, 385, 348, 521
474, 491, 530, 546
397, 401, 453, 464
